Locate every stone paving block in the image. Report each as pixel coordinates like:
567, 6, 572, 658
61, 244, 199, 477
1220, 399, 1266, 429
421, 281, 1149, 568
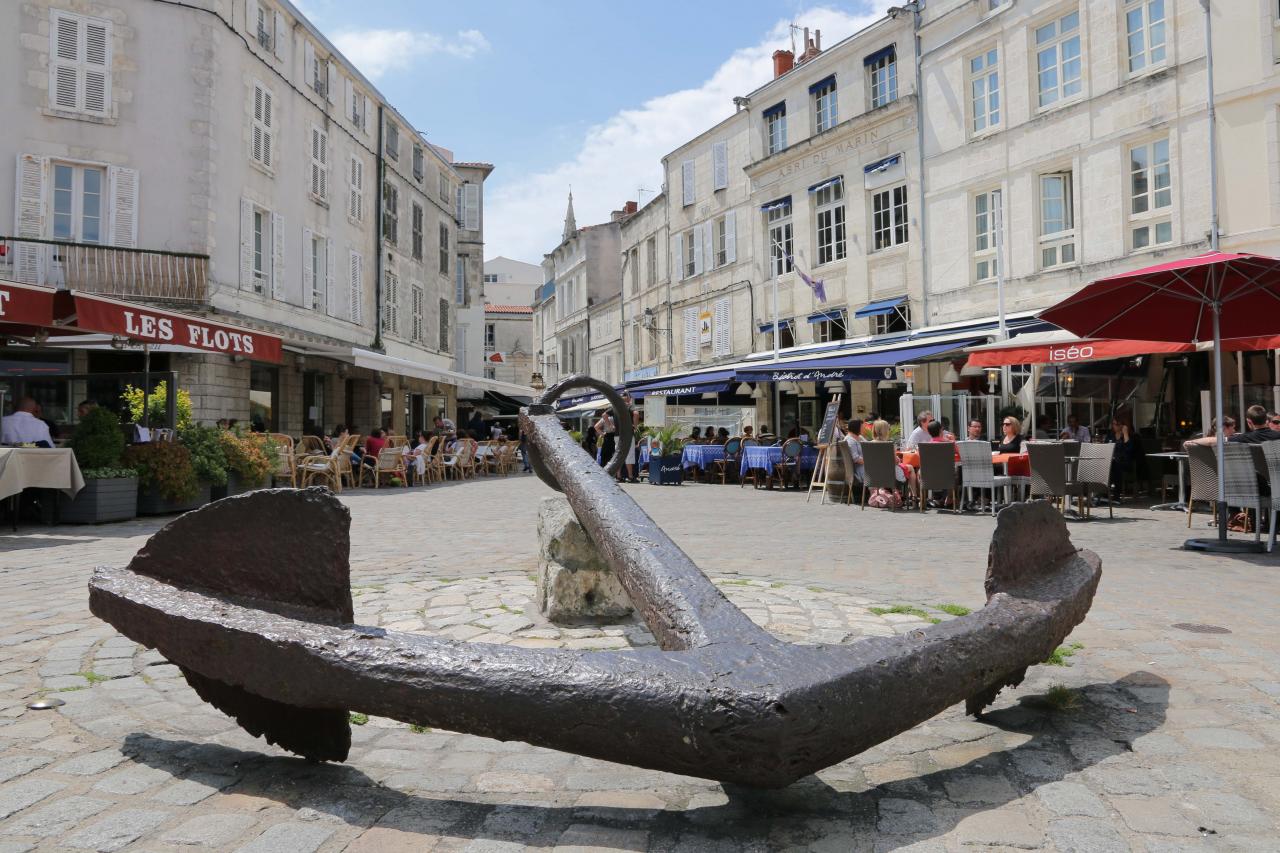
1046, 817, 1131, 853
954, 807, 1044, 848
1111, 797, 1200, 836
1182, 728, 1264, 750
162, 812, 258, 846
876, 798, 941, 835
0, 753, 54, 783
53, 749, 126, 776
0, 843, 35, 853
63, 807, 171, 851
0, 719, 55, 741
1180, 790, 1272, 831
553, 823, 649, 852
344, 826, 440, 853
941, 771, 1018, 805
1035, 780, 1108, 817
150, 771, 237, 805
92, 762, 176, 794
0, 777, 66, 820
4, 795, 112, 837
232, 821, 335, 853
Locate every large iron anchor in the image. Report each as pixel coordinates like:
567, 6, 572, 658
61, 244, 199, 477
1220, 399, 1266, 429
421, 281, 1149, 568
88, 375, 1100, 788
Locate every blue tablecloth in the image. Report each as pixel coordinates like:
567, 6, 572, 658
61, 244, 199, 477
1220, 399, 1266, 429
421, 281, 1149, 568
739, 445, 818, 478
681, 444, 725, 470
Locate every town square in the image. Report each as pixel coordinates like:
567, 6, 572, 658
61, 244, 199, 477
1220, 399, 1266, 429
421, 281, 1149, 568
3, 0, 1280, 850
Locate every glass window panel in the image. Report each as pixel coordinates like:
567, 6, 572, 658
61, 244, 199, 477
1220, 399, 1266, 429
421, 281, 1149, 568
1155, 221, 1172, 244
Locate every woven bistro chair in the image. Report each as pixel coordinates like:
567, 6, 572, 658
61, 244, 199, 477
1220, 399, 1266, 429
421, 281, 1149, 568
822, 439, 859, 506
426, 436, 447, 484
767, 438, 805, 490
712, 436, 743, 485
269, 433, 296, 488
738, 438, 764, 489
1067, 443, 1115, 519
297, 446, 344, 493
404, 436, 436, 486
1028, 441, 1068, 512
860, 441, 902, 510
362, 446, 408, 488
917, 442, 959, 513
1061, 440, 1082, 459
1259, 442, 1280, 552
1185, 444, 1219, 528
958, 440, 1011, 516
1222, 444, 1265, 544
299, 434, 325, 456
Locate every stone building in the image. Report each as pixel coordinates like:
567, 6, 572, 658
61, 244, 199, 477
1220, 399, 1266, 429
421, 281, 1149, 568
619, 193, 670, 383
0, 0, 528, 437
482, 304, 534, 388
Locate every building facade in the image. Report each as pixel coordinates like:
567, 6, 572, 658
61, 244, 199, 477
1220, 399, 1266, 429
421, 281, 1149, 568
0, 0, 526, 438
619, 193, 669, 382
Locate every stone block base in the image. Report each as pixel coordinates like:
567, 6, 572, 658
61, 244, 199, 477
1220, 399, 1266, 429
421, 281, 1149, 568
537, 496, 632, 623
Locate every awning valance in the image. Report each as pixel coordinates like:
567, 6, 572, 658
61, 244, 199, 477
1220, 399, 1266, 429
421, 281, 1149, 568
0, 281, 59, 328
807, 309, 845, 324
963, 329, 1280, 368
737, 339, 976, 383
760, 196, 792, 213
762, 101, 786, 118
350, 349, 534, 397
627, 369, 735, 398
758, 319, 794, 334
807, 176, 842, 194
807, 74, 836, 94
854, 296, 907, 318
864, 45, 896, 67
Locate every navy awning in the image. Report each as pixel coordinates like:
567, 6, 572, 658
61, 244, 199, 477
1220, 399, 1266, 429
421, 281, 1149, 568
863, 154, 902, 175
807, 309, 845, 324
864, 44, 896, 67
627, 369, 735, 398
736, 339, 976, 383
808, 176, 842, 194
758, 319, 794, 334
807, 74, 836, 94
762, 101, 786, 118
760, 195, 792, 212
854, 295, 907, 318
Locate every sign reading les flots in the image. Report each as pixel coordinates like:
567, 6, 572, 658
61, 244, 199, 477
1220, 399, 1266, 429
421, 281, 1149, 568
72, 294, 283, 363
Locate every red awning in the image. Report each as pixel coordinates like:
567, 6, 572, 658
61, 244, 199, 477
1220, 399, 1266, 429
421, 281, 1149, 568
0, 280, 60, 330
65, 292, 283, 363
965, 335, 1193, 368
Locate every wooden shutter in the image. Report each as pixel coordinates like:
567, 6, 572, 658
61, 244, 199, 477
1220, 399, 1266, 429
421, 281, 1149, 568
349, 250, 363, 323
349, 156, 362, 221
464, 183, 480, 231
713, 296, 731, 356
327, 61, 337, 103
14, 155, 46, 284
273, 10, 287, 59
82, 18, 110, 115
50, 13, 80, 111
310, 126, 327, 199
49, 12, 108, 115
712, 141, 728, 191
302, 227, 315, 308
672, 234, 683, 281
702, 221, 714, 271
692, 226, 703, 276
304, 41, 316, 88
108, 166, 138, 248
681, 160, 695, 206
683, 307, 699, 363
325, 237, 336, 317
270, 211, 284, 299
246, 0, 260, 33
345, 77, 354, 123
239, 197, 253, 289
724, 210, 737, 263
361, 95, 371, 133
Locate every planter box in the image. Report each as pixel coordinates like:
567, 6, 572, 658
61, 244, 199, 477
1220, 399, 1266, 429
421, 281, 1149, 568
137, 482, 210, 515
210, 472, 259, 501
648, 454, 684, 486
57, 476, 139, 524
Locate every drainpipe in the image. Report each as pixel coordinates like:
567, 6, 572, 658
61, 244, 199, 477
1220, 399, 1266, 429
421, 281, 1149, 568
372, 103, 385, 350
1201, 0, 1220, 253
912, 2, 930, 327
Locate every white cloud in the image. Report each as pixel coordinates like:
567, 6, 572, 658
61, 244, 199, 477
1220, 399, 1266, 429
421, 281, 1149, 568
332, 28, 490, 80
484, 6, 883, 264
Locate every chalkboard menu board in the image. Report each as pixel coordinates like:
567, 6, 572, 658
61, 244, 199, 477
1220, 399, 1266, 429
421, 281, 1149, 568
816, 398, 841, 446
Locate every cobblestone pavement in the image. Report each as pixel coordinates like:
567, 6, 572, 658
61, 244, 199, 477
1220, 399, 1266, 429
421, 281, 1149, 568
1, 474, 1279, 851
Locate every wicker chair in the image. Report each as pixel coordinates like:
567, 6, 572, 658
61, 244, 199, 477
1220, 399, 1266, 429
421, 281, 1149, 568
1259, 442, 1280, 552
767, 439, 805, 490
1066, 443, 1115, 519
860, 441, 901, 510
958, 440, 1011, 516
712, 437, 743, 484
738, 438, 763, 488
1185, 444, 1219, 528
1027, 442, 1067, 512
1222, 444, 1265, 544
917, 442, 958, 512
298, 447, 345, 492
404, 436, 436, 486
269, 433, 296, 488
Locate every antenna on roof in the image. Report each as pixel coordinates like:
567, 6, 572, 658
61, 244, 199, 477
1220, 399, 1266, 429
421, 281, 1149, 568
637, 187, 653, 205
789, 23, 798, 56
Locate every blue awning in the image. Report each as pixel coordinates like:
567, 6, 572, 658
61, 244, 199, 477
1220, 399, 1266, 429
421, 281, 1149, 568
808, 176, 842, 194
807, 74, 836, 94
854, 296, 907, 318
807, 309, 845, 324
762, 101, 786, 118
760, 195, 792, 213
863, 154, 902, 175
627, 369, 736, 398
735, 339, 976, 383
864, 44, 896, 67
758, 319, 794, 334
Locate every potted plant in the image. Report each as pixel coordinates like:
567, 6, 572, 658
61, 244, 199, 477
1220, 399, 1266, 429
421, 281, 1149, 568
59, 407, 138, 524
214, 429, 278, 499
122, 381, 194, 429
178, 424, 229, 502
124, 440, 206, 514
648, 423, 686, 486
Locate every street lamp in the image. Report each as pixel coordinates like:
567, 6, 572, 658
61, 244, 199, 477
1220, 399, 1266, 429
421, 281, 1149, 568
530, 372, 546, 393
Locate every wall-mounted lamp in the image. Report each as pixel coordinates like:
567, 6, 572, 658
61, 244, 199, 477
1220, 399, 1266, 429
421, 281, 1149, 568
985, 367, 1000, 394
942, 364, 961, 384
1062, 369, 1075, 396
530, 372, 546, 392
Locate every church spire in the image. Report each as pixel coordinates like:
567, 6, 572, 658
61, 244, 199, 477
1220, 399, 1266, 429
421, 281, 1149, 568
562, 190, 577, 241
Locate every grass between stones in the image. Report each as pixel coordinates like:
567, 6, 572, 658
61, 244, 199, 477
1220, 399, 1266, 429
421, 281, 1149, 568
868, 604, 942, 624
1044, 641, 1085, 666
348, 712, 369, 726
934, 603, 971, 617
77, 671, 110, 684
410, 724, 431, 733
1022, 683, 1083, 713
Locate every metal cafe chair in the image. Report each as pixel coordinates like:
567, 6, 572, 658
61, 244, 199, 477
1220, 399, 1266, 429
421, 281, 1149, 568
767, 438, 805, 490
860, 441, 902, 511
712, 436, 743, 485
917, 442, 958, 512
958, 440, 1010, 516
1259, 442, 1280, 553
1067, 443, 1115, 519
1222, 444, 1265, 545
1185, 444, 1219, 529
1028, 441, 1067, 512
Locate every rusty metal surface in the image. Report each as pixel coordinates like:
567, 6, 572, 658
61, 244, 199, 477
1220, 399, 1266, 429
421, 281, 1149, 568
88, 376, 1101, 788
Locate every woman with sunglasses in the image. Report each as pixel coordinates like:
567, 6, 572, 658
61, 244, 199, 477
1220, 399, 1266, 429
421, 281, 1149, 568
995, 416, 1026, 455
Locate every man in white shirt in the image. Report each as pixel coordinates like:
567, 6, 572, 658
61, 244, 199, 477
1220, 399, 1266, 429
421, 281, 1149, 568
1059, 414, 1091, 443
905, 411, 933, 450
2, 397, 54, 446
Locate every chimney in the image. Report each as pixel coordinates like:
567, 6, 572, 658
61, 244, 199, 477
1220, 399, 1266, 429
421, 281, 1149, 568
623, 200, 638, 215
772, 49, 794, 78
799, 27, 822, 64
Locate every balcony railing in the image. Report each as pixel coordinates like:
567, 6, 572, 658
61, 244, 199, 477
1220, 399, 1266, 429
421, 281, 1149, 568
0, 237, 208, 302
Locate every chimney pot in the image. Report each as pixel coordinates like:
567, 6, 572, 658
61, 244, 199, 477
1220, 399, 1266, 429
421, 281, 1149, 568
623, 200, 638, 215
772, 49, 795, 78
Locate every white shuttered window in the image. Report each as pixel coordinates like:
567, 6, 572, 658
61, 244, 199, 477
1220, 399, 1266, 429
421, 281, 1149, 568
683, 307, 699, 363
348, 156, 364, 222
251, 82, 274, 169
309, 126, 328, 201
712, 142, 728, 191
681, 160, 695, 206
348, 250, 364, 323
712, 297, 731, 356
49, 11, 111, 116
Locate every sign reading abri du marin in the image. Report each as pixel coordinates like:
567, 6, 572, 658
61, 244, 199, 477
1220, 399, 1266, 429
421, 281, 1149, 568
74, 297, 283, 363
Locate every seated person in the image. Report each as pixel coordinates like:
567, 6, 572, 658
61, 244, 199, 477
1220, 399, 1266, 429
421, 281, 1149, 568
362, 428, 387, 469
966, 419, 985, 442
995, 417, 1026, 454
1, 397, 54, 447
842, 418, 865, 482
926, 421, 948, 442
715, 427, 730, 445
872, 418, 919, 501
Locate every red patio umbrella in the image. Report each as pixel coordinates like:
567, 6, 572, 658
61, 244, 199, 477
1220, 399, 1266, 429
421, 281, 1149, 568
1039, 251, 1280, 553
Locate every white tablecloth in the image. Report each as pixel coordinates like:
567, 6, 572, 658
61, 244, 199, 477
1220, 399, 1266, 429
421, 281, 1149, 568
0, 448, 85, 501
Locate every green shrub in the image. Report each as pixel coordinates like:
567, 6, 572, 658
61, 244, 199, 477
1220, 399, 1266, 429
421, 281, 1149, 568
178, 425, 228, 486
70, 406, 126, 471
219, 430, 277, 487
122, 381, 193, 429
122, 441, 199, 502
650, 423, 686, 457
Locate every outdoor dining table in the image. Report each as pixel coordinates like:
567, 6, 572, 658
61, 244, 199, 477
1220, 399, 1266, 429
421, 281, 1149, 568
992, 452, 1031, 478
739, 444, 819, 485
0, 447, 86, 529
681, 444, 725, 471
1147, 451, 1189, 512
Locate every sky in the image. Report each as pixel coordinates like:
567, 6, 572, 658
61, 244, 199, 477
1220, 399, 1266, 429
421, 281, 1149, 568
293, 1, 885, 265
